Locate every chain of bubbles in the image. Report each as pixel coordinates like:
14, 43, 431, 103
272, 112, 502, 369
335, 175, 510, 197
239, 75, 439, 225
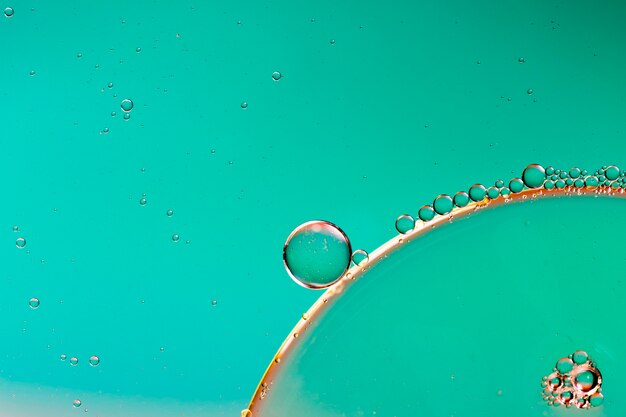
388, 164, 624, 236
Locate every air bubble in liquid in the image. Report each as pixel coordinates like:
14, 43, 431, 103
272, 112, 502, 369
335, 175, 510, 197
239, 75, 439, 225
4, 7, 14, 17
16, 237, 26, 248
418, 205, 435, 221
351, 249, 369, 266
29, 297, 40, 309
453, 192, 469, 207
166, 209, 173, 217
283, 220, 352, 289
172, 234, 180, 242
605, 165, 620, 180
73, 399, 81, 408
70, 357, 79, 366
241, 101, 248, 109
395, 214, 415, 234
433, 194, 454, 215
272, 71, 282, 81
139, 197, 147, 206
120, 98, 134, 112
60, 354, 67, 361
468, 184, 487, 202
522, 164, 546, 189
89, 355, 100, 366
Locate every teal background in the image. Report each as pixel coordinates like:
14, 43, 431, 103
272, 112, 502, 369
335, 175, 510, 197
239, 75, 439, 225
1, 1, 625, 416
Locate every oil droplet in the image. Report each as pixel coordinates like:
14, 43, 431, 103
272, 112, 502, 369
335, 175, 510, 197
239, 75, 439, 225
573, 370, 598, 392
70, 357, 79, 366
283, 220, 351, 289
241, 101, 248, 109
172, 234, 180, 242
453, 191, 470, 207
88, 355, 100, 366
16, 237, 26, 248
395, 214, 415, 234
120, 98, 134, 112
573, 350, 588, 364
418, 205, 436, 222
28, 297, 40, 309
73, 399, 82, 408
60, 354, 67, 361
605, 165, 620, 180
271, 71, 282, 81
556, 357, 574, 373
522, 164, 546, 189
4, 7, 14, 17
509, 178, 524, 193
139, 197, 147, 206
351, 249, 369, 266
433, 194, 454, 215
166, 209, 173, 217
468, 184, 487, 202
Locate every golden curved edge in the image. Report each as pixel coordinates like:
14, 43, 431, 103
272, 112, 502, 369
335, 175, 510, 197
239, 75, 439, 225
244, 185, 626, 416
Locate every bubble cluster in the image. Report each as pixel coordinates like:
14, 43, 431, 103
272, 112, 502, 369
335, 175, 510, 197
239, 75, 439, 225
541, 350, 603, 409
283, 220, 352, 289
394, 164, 625, 231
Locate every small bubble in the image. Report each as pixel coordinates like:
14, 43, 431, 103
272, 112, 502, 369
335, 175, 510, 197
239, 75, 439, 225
395, 214, 415, 234
28, 297, 40, 309
240, 101, 248, 109
433, 194, 454, 215
60, 354, 67, 361
351, 249, 369, 266
16, 237, 26, 248
453, 191, 470, 207
111, 111, 116, 117
136, 47, 142, 53
108, 82, 114, 89
283, 220, 351, 289
160, 346, 165, 352
139, 197, 147, 206
211, 299, 217, 306
556, 357, 574, 373
88, 355, 100, 366
120, 98, 134, 112
271, 71, 282, 81
172, 234, 180, 242
330, 39, 335, 45
166, 209, 173, 217
77, 52, 83, 58
527, 88, 533, 95
73, 399, 82, 408
70, 357, 79, 366
468, 184, 487, 202
418, 205, 436, 222
101, 127, 109, 134
605, 165, 620, 180
518, 57, 525, 63
522, 164, 546, 189
4, 7, 14, 17
29, 70, 36, 76
241, 409, 252, 417
12, 225, 19, 232
123, 113, 131, 120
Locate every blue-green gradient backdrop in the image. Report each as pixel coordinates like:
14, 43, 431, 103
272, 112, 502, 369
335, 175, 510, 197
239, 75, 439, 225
1, 1, 625, 415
